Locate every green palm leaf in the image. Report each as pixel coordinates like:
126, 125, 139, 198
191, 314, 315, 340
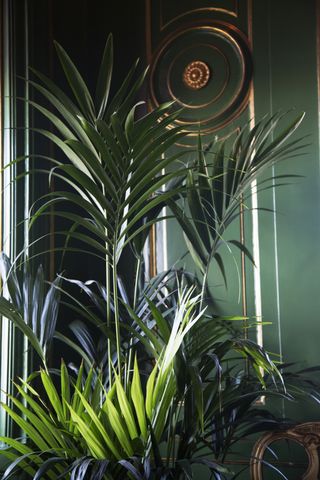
54, 41, 95, 121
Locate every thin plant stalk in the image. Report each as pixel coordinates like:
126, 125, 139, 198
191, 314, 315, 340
106, 251, 112, 386
102, 174, 113, 387
113, 248, 122, 377
125, 255, 142, 390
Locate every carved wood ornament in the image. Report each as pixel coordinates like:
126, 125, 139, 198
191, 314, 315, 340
250, 422, 320, 479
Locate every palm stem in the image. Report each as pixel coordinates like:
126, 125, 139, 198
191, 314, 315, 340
200, 265, 209, 311
166, 400, 174, 467
106, 255, 112, 386
125, 255, 142, 389
102, 174, 113, 386
112, 247, 121, 377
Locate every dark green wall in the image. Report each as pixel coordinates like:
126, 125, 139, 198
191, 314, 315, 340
156, 0, 320, 390
149, 1, 320, 476
252, 0, 320, 373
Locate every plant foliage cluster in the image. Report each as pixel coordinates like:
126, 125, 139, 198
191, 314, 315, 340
0, 34, 314, 479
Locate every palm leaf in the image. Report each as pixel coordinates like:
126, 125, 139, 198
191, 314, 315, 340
95, 33, 113, 118
54, 41, 95, 121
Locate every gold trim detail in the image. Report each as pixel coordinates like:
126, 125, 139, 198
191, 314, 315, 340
251, 422, 320, 479
240, 0, 254, 340
149, 21, 252, 137
182, 60, 210, 90
145, 0, 152, 65
159, 1, 239, 31
145, 0, 157, 277
167, 44, 228, 109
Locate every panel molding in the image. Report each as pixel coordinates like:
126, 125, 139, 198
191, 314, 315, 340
149, 20, 252, 143
158, 0, 239, 31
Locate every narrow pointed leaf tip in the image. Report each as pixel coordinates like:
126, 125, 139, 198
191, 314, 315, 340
96, 33, 113, 118
54, 40, 95, 121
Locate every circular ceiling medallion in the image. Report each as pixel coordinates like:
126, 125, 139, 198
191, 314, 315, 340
149, 21, 252, 142
183, 61, 210, 90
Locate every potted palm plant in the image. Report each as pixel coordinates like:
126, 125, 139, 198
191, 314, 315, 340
0, 34, 312, 479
